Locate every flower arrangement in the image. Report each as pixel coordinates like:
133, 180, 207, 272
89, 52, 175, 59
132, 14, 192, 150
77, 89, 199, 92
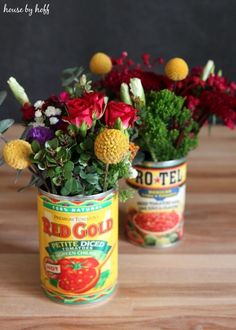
93, 52, 236, 162
1, 74, 138, 199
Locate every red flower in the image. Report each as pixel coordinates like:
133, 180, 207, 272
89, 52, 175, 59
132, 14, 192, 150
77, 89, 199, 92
198, 91, 236, 129
142, 53, 151, 67
186, 95, 200, 111
83, 92, 105, 119
64, 92, 105, 128
157, 57, 164, 65
59, 91, 70, 102
105, 101, 137, 128
21, 103, 35, 121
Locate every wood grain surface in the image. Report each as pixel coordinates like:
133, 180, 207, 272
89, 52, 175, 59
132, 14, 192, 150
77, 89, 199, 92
0, 125, 236, 330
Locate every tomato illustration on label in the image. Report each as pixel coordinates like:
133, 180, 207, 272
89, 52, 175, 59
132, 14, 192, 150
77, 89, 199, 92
38, 190, 118, 304
134, 211, 180, 234
58, 257, 100, 294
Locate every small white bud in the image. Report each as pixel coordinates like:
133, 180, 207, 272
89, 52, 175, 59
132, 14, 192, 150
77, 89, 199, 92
45, 106, 56, 117
35, 110, 42, 118
7, 77, 30, 106
34, 100, 44, 109
49, 117, 59, 125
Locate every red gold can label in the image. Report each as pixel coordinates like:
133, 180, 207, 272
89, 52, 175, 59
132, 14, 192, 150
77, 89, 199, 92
37, 189, 118, 304
125, 159, 187, 248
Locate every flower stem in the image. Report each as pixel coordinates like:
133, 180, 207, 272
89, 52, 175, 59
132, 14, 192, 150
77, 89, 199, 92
103, 164, 109, 192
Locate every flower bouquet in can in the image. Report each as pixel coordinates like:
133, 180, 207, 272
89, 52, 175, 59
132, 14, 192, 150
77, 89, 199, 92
92, 51, 236, 248
1, 72, 138, 304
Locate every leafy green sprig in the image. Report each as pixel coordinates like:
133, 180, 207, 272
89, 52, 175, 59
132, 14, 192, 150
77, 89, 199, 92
0, 90, 15, 165
137, 89, 199, 161
29, 124, 132, 197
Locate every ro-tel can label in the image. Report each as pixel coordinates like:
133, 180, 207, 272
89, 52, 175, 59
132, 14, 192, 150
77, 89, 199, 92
37, 189, 118, 304
125, 159, 187, 248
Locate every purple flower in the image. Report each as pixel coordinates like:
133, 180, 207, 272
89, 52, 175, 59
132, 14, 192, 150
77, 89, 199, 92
27, 126, 54, 144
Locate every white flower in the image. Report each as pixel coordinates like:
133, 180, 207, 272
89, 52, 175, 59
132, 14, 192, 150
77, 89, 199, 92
35, 110, 42, 118
128, 167, 138, 179
201, 60, 215, 81
34, 100, 44, 109
7, 77, 30, 106
29, 122, 45, 128
129, 78, 145, 107
45, 106, 62, 117
120, 83, 133, 105
54, 108, 62, 116
45, 106, 56, 117
49, 117, 59, 125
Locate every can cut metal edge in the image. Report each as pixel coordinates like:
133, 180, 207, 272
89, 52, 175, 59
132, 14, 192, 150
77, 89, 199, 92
37, 188, 118, 304
125, 158, 187, 248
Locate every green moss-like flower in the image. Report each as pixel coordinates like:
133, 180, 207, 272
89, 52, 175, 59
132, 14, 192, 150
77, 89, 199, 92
138, 89, 198, 161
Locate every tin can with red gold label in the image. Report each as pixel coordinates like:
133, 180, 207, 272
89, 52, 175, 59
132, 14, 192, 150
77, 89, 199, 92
125, 158, 187, 248
38, 188, 118, 304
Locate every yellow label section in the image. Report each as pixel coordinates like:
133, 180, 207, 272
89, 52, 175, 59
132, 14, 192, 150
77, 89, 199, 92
38, 191, 118, 302
127, 163, 187, 189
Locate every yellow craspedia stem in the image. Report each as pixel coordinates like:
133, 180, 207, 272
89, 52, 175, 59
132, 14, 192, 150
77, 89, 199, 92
3, 139, 32, 169
94, 129, 129, 164
164, 57, 189, 81
89, 52, 112, 75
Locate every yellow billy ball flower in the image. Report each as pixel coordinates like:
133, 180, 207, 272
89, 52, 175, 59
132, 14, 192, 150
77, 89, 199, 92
164, 57, 189, 81
94, 129, 129, 164
3, 139, 32, 170
89, 52, 112, 75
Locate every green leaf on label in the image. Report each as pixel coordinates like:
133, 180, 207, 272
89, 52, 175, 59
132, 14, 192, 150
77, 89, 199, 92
144, 235, 156, 246
94, 270, 110, 289
49, 278, 58, 288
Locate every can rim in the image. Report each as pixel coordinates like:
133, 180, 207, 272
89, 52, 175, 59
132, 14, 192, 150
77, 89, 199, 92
140, 157, 186, 169
38, 187, 117, 201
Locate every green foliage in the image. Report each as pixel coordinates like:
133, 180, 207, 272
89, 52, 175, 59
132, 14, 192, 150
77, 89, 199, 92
119, 188, 134, 202
0, 119, 14, 134
137, 89, 199, 161
0, 91, 14, 167
30, 125, 132, 196
61, 67, 92, 97
0, 91, 7, 106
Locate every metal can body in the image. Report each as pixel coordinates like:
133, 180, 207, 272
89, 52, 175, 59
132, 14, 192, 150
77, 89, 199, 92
38, 189, 118, 304
125, 158, 187, 248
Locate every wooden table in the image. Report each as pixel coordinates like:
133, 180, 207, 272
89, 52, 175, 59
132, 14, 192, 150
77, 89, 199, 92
0, 125, 236, 330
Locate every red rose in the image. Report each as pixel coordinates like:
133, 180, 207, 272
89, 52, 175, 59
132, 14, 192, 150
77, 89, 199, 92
64, 92, 105, 128
83, 92, 105, 119
105, 101, 137, 128
21, 103, 35, 122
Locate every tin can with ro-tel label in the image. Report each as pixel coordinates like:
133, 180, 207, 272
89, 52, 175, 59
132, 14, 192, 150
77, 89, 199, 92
125, 158, 187, 248
38, 188, 118, 304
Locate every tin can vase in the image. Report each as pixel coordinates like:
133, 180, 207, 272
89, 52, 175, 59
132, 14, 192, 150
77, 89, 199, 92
37, 188, 118, 304
125, 158, 187, 248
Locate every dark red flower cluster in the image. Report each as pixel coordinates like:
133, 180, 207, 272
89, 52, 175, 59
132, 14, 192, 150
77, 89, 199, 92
99, 52, 236, 130
175, 68, 236, 129
100, 52, 168, 94
20, 92, 70, 123
197, 91, 236, 129
102, 68, 172, 94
